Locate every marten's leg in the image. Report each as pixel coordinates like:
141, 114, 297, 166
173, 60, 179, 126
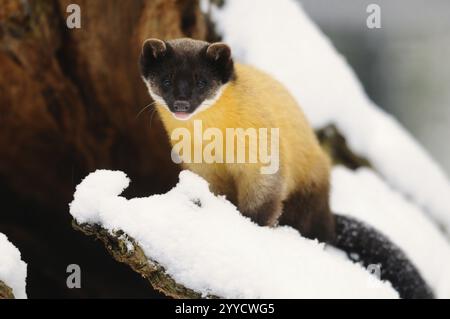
279, 182, 336, 243
235, 170, 283, 227
188, 163, 238, 203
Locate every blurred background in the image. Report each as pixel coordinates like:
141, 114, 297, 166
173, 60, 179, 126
0, 0, 448, 298
301, 0, 450, 175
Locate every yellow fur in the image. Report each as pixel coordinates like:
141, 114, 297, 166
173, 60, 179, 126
156, 63, 330, 207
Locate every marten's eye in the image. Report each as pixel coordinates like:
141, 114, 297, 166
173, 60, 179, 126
197, 79, 207, 89
162, 78, 171, 88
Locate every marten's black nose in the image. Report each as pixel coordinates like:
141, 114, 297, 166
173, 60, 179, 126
173, 100, 190, 112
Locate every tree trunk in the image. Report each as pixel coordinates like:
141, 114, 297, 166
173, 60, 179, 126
0, 0, 208, 207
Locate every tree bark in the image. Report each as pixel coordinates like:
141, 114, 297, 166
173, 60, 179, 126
0, 281, 14, 299
72, 221, 214, 299
0, 0, 208, 298
0, 0, 208, 209
317, 125, 371, 169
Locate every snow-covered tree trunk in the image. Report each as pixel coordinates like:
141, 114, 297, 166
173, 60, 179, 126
69, 131, 374, 299
72, 221, 211, 299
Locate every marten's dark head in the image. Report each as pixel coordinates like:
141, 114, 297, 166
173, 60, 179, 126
140, 38, 235, 120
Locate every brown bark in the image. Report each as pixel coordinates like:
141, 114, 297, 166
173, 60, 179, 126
72, 221, 214, 299
317, 125, 371, 169
0, 280, 14, 299
0, 0, 207, 209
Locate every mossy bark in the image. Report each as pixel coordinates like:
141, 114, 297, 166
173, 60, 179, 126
72, 221, 216, 299
317, 124, 371, 169
0, 281, 14, 299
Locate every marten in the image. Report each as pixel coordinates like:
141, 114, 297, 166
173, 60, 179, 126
140, 38, 433, 299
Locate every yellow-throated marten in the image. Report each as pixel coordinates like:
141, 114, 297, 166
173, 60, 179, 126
140, 38, 433, 299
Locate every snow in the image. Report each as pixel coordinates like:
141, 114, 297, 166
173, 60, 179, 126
0, 233, 27, 299
70, 170, 398, 299
209, 0, 450, 233
331, 167, 450, 298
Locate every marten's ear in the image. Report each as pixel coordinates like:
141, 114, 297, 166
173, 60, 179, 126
140, 39, 167, 77
206, 42, 234, 83
142, 39, 167, 59
206, 42, 231, 62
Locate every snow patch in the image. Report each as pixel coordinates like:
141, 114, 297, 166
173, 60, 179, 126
0, 233, 27, 299
331, 166, 450, 298
70, 170, 398, 299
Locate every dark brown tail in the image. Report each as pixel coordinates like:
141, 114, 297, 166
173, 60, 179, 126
333, 214, 434, 299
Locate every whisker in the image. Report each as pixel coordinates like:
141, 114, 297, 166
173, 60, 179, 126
135, 101, 156, 120
149, 108, 157, 128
